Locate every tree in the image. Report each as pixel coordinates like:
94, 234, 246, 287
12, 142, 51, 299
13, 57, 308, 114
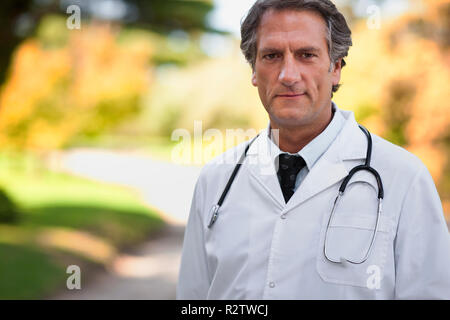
0, 0, 217, 85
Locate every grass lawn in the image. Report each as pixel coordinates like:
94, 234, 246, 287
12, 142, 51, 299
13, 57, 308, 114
0, 243, 67, 299
0, 152, 165, 299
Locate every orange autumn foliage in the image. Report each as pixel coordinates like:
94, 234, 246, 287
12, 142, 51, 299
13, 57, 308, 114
0, 22, 152, 151
335, 0, 450, 195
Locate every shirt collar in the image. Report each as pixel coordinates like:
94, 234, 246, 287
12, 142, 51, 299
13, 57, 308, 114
266, 101, 346, 171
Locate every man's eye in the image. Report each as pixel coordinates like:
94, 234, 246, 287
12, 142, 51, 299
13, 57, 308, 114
263, 53, 280, 60
302, 53, 316, 59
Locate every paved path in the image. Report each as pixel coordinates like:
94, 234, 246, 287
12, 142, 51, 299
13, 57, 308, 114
54, 224, 185, 299
49, 149, 201, 299
50, 149, 202, 225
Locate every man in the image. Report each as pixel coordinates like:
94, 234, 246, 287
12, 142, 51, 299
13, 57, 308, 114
177, 0, 450, 299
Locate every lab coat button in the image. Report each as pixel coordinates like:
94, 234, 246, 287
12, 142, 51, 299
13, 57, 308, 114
281, 214, 287, 219
269, 282, 275, 288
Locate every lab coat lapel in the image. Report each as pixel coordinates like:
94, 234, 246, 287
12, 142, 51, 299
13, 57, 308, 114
285, 111, 368, 211
244, 111, 368, 211
246, 131, 285, 209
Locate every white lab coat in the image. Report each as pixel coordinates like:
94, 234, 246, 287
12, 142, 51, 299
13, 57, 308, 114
177, 108, 450, 299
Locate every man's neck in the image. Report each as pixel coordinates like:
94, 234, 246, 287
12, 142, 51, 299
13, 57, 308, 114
270, 106, 334, 154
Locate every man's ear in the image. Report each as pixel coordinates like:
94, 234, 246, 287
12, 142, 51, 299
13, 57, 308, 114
331, 59, 342, 87
251, 70, 257, 87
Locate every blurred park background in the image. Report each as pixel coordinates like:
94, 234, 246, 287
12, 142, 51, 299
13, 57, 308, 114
0, 0, 448, 299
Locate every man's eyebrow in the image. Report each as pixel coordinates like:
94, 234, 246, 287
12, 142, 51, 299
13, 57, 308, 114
295, 46, 321, 53
259, 46, 322, 56
259, 47, 283, 55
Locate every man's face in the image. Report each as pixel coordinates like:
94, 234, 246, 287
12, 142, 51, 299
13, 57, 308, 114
252, 9, 342, 129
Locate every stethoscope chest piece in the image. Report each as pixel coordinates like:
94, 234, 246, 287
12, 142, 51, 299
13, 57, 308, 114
208, 204, 220, 228
207, 134, 260, 229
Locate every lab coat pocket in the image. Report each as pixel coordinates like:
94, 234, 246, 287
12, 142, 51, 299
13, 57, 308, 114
316, 213, 393, 288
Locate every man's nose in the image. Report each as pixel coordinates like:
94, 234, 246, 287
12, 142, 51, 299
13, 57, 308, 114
278, 54, 301, 87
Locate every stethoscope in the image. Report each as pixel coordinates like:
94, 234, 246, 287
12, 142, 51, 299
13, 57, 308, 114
207, 124, 384, 265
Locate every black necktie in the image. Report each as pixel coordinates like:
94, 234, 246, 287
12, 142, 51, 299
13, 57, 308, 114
277, 153, 306, 203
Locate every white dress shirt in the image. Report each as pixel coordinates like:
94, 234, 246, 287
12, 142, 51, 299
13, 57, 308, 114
268, 102, 346, 191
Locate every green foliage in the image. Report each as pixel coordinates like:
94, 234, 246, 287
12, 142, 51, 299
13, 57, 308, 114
382, 81, 415, 146
36, 15, 69, 49
129, 0, 216, 32
0, 243, 66, 299
0, 188, 19, 224
158, 104, 185, 137
354, 103, 379, 122
438, 136, 450, 200
81, 95, 142, 138
118, 28, 207, 67
206, 106, 251, 129
25, 205, 163, 248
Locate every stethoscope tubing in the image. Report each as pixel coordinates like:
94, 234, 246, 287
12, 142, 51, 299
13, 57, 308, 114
207, 124, 384, 265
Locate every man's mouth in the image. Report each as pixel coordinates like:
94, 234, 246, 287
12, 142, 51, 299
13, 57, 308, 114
275, 93, 306, 98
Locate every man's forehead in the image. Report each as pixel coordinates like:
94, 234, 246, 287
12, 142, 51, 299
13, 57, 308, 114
256, 9, 328, 48
259, 8, 327, 29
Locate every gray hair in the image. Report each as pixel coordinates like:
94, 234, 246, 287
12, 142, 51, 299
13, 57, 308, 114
240, 0, 352, 93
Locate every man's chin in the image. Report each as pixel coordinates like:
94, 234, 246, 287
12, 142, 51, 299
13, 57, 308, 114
274, 105, 307, 117
270, 113, 309, 128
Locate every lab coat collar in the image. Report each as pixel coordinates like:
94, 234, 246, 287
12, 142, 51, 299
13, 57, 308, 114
265, 102, 345, 172
332, 108, 368, 161
246, 108, 368, 210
